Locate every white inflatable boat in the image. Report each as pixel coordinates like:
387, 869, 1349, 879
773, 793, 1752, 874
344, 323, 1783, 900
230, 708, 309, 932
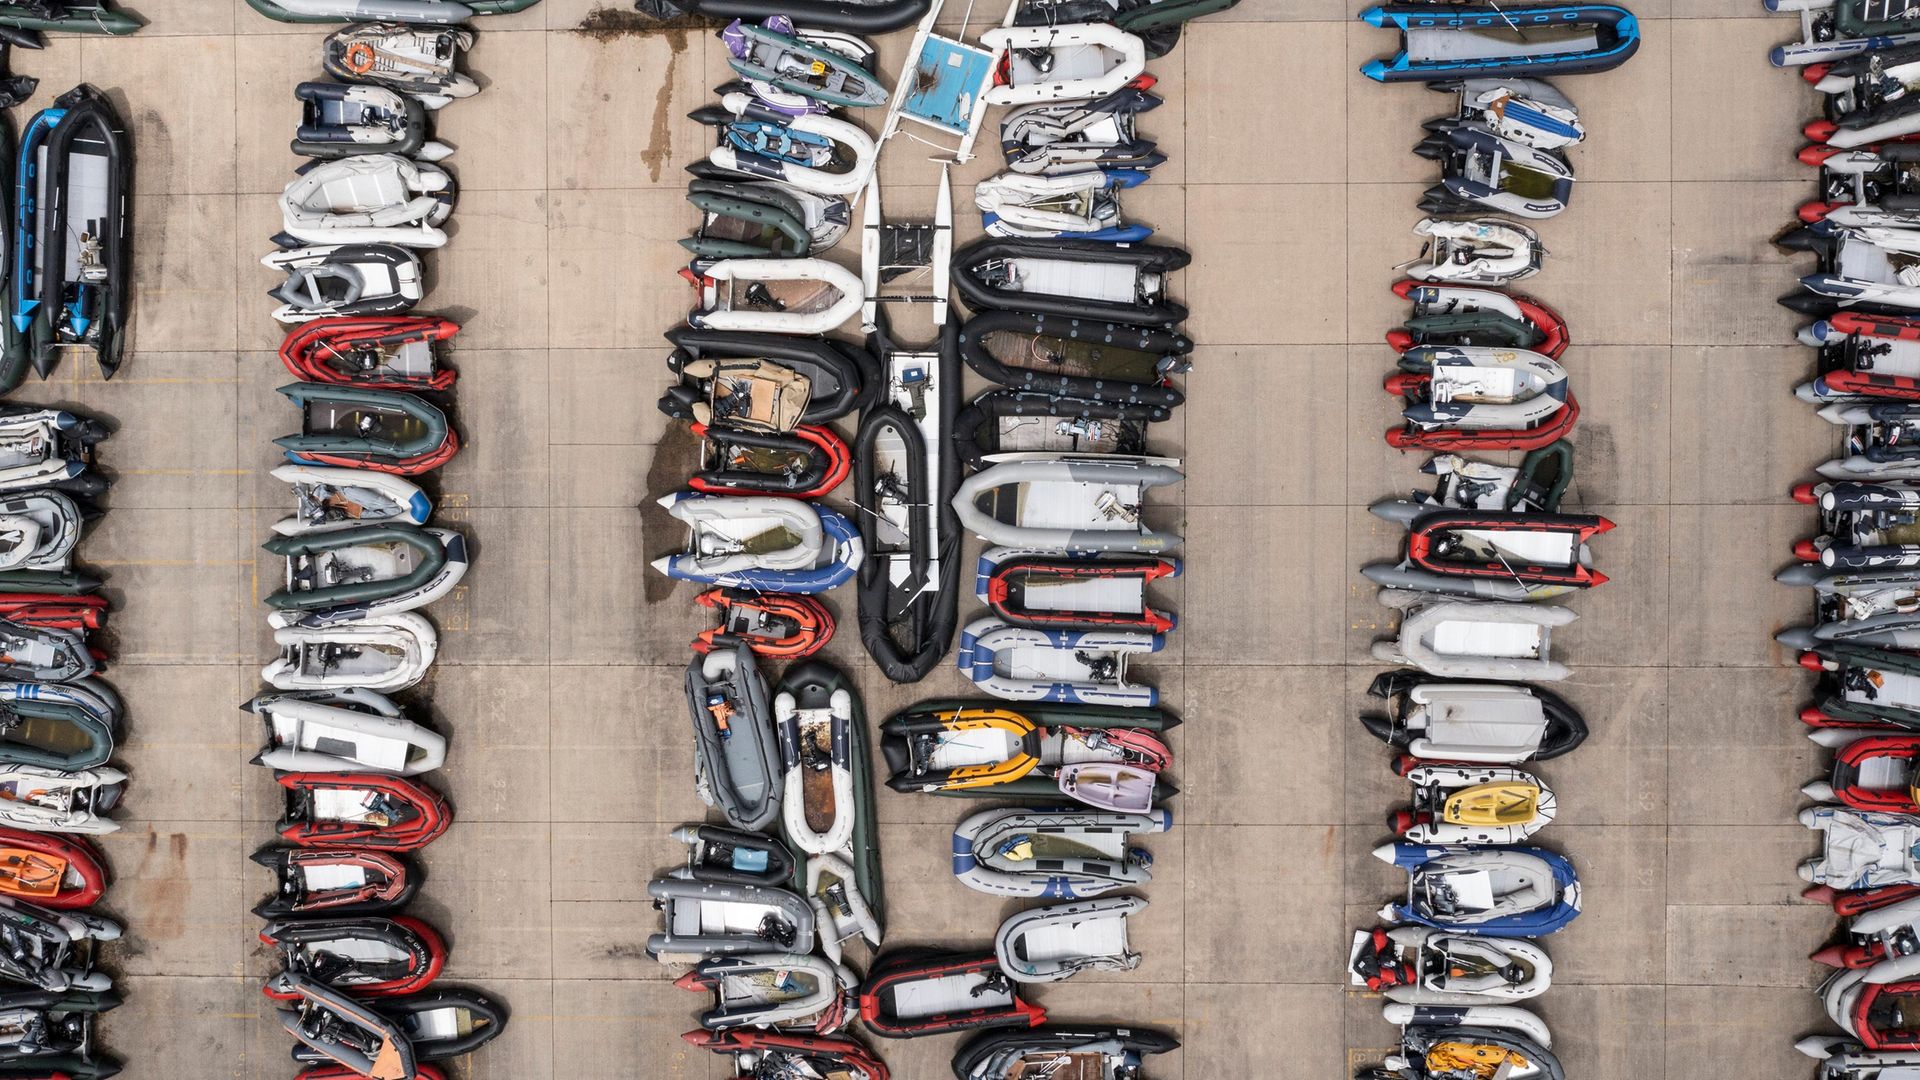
279, 154, 455, 249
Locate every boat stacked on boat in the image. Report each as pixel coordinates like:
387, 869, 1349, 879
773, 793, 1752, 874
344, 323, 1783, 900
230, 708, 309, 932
1354, 7, 1641, 1077
245, 7, 520, 1079
640, 0, 1235, 1072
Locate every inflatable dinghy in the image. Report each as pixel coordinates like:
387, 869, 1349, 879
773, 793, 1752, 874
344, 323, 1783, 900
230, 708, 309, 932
775, 661, 883, 955
1405, 216, 1543, 286
0, 829, 103, 909
684, 256, 864, 335
272, 972, 415, 1080
1794, 641, 1920, 729
1791, 481, 1920, 572
1433, 78, 1584, 150
0, 764, 122, 834
0, 620, 90, 683
299, 988, 503, 1065
264, 524, 465, 623
683, 641, 780, 833
0, 407, 105, 500
1813, 402, 1920, 480
1376, 842, 1581, 937
323, 22, 477, 108
1362, 671, 1586, 766
0, 987, 121, 1078
692, 587, 833, 659
1359, 3, 1640, 81
695, 92, 878, 198
0, 3, 140, 43
1802, 805, 1920, 892
1415, 124, 1574, 219
276, 771, 450, 851
993, 896, 1144, 983
266, 243, 423, 324
1782, 222, 1920, 314
275, 383, 458, 476
1805, 48, 1920, 148
14, 84, 129, 380
0, 491, 83, 573
688, 420, 850, 499
683, 1030, 887, 1080
0, 694, 109, 770
248, 689, 445, 776
252, 846, 417, 918
1000, 79, 1166, 176
1796, 1036, 1920, 1080
952, 237, 1188, 324
1350, 925, 1552, 1004
261, 915, 445, 999
638, 0, 931, 33
279, 315, 457, 392
278, 155, 455, 249
1394, 765, 1556, 844
652, 492, 864, 593
956, 615, 1164, 707
958, 309, 1188, 408
645, 876, 814, 961
1387, 344, 1576, 451
857, 949, 1046, 1038
954, 390, 1166, 470
1389, 280, 1568, 359
1814, 892, 1920, 968
954, 454, 1182, 554
722, 17, 888, 111
1799, 312, 1920, 403
263, 611, 438, 693
1799, 145, 1920, 230
1777, 562, 1920, 650
0, 894, 116, 993
292, 81, 447, 162
882, 699, 1175, 806
670, 823, 796, 889
661, 326, 877, 426
1821, 965, 1920, 1050
1365, 504, 1610, 599
246, 0, 541, 23
675, 952, 858, 1033
975, 169, 1150, 242
1363, 1021, 1564, 1080
976, 547, 1177, 633
854, 319, 961, 683
1372, 591, 1575, 681
979, 23, 1146, 107
681, 178, 849, 259
1397, 445, 1573, 515
273, 465, 432, 536
953, 1024, 1177, 1079
951, 804, 1172, 898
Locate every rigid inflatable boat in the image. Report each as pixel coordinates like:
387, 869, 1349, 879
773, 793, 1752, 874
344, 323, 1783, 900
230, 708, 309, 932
262, 916, 445, 999
14, 84, 129, 380
272, 465, 433, 536
1786, 221, 1920, 315
248, 689, 446, 776
684, 1030, 888, 1080
954, 390, 1165, 470
278, 316, 458, 391
1822, 965, 1920, 1050
1433, 78, 1584, 151
1359, 664, 1582, 764
975, 169, 1150, 243
1393, 447, 1577, 515
661, 326, 877, 426
882, 699, 1175, 806
1814, 893, 1920, 968
0, 988, 120, 1079
1387, 345, 1577, 452
0, 408, 104, 501
276, 771, 450, 851
0, 764, 122, 834
293, 988, 503, 1066
1359, 3, 1640, 81
999, 80, 1166, 176
0, 622, 90, 684
682, 178, 849, 259
671, 823, 796, 888
0, 829, 103, 909
638, 0, 931, 33
249, 0, 541, 21
266, 244, 423, 324
1363, 1022, 1564, 1080
1799, 145, 1920, 230
858, 950, 1046, 1038
272, 972, 415, 1080
723, 17, 888, 111
1372, 591, 1575, 681
1405, 217, 1543, 286
1797, 1036, 1920, 1080
676, 952, 858, 1033
1365, 505, 1611, 600
263, 524, 465, 623
684, 641, 780, 833
993, 896, 1144, 983
956, 615, 1164, 707
291, 82, 447, 162
953, 454, 1182, 554
652, 492, 864, 593
1769, 0, 1920, 66
322, 23, 477, 108
688, 421, 850, 499
0, 895, 115, 993
1414, 124, 1574, 219
1800, 311, 1920, 404
1376, 843, 1581, 937
1796, 641, 1920, 729
976, 547, 1177, 633
1815, 402, 1920, 480
1776, 563, 1920, 649
1792, 481, 1920, 571
645, 877, 815, 961
696, 92, 878, 198
278, 155, 455, 249
953, 1024, 1176, 1080
1389, 281, 1569, 359
0, 491, 83, 573
951, 237, 1188, 324
264, 612, 438, 693
1394, 765, 1556, 844
275, 383, 459, 476
252, 846, 417, 918
1807, 49, 1920, 149
979, 23, 1146, 107
951, 804, 1172, 899
692, 587, 833, 659
684, 257, 865, 335
854, 320, 960, 683
0, 3, 140, 43
958, 309, 1188, 408
1350, 926, 1552, 1004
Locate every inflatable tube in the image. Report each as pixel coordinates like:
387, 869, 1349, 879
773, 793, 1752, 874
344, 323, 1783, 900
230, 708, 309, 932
957, 309, 1187, 407
663, 326, 878, 424
287, 988, 507, 1066
0, 829, 105, 909
0, 2, 141, 40
246, 0, 540, 22
950, 805, 1172, 899
653, 492, 864, 593
639, 0, 931, 33
686, 256, 865, 334
1362, 671, 1586, 765
952, 454, 1183, 553
696, 92, 877, 197
272, 464, 434, 536
265, 243, 424, 324
16, 85, 130, 381
692, 587, 833, 659
980, 24, 1146, 107
278, 316, 458, 391
278, 154, 454, 249
683, 1030, 888, 1080
1349, 925, 1552, 1005
675, 952, 857, 1032
0, 764, 124, 835
645, 877, 815, 960
955, 615, 1163, 707
251, 846, 417, 918
952, 237, 1189, 324
670, 823, 798, 888
690, 421, 850, 499
953, 390, 1166, 470
952, 1025, 1179, 1080
977, 547, 1177, 633
993, 896, 1144, 983
0, 407, 107, 501
1371, 591, 1575, 681
275, 383, 458, 476
276, 771, 450, 851
1374, 842, 1582, 937
263, 612, 438, 693
1359, 3, 1640, 82
684, 642, 780, 833
261, 915, 445, 999
323, 23, 477, 106
0, 593, 106, 632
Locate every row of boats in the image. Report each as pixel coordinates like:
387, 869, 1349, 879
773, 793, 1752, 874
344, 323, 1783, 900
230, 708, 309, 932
243, 12, 510, 1080
640, 0, 1234, 1076
1351, 7, 1641, 1080
1767, 5, 1920, 1078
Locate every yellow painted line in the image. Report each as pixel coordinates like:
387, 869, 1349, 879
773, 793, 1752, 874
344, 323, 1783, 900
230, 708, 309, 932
87, 559, 253, 568
114, 469, 251, 477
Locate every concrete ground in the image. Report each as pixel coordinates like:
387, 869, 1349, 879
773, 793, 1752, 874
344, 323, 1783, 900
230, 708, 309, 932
16, 1, 1828, 1077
